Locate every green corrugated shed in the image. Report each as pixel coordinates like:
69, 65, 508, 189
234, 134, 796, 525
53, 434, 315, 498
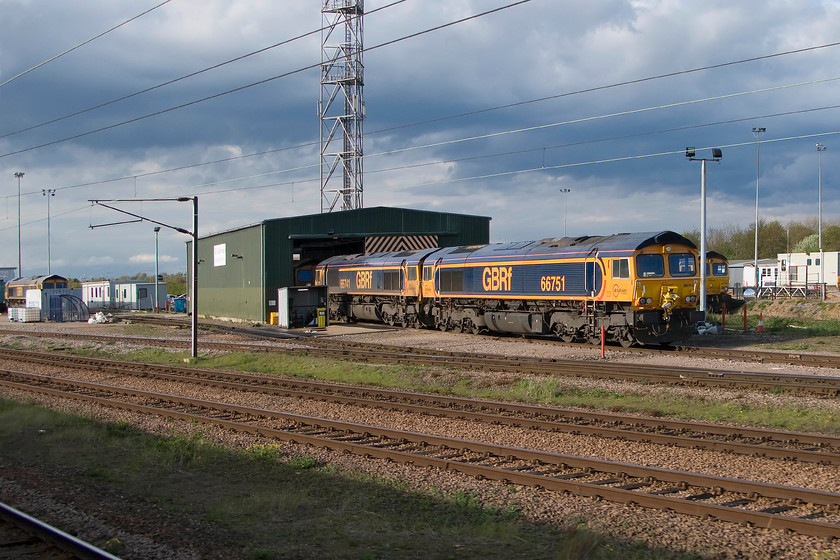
193, 207, 490, 322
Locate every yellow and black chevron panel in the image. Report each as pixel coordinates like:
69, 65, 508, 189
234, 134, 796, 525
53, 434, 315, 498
365, 235, 438, 254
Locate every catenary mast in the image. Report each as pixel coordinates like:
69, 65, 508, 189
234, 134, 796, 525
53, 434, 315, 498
320, 0, 364, 212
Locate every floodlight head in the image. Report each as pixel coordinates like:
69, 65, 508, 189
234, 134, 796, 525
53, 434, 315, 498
154, 226, 161, 232
685, 147, 695, 159
712, 148, 722, 159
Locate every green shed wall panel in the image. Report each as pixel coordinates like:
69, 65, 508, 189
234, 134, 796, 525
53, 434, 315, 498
196, 224, 264, 321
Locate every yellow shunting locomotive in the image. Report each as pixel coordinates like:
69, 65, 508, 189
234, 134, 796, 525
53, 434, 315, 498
316, 231, 704, 346
705, 251, 742, 313
4, 275, 68, 308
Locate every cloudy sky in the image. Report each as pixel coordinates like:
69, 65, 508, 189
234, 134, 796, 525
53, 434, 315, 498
1, 0, 839, 279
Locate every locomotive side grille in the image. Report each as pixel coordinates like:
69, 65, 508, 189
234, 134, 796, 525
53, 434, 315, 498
365, 235, 438, 254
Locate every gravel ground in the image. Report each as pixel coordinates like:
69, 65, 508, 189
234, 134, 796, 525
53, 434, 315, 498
2, 318, 840, 558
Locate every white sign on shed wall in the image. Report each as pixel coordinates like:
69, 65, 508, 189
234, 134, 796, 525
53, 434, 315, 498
213, 243, 227, 267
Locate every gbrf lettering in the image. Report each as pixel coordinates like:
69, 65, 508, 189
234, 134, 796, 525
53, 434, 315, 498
482, 266, 512, 291
356, 270, 373, 289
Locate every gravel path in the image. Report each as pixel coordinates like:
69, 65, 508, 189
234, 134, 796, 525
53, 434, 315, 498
1, 319, 840, 558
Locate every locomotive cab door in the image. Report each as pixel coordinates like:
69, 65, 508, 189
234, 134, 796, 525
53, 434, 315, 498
401, 260, 419, 297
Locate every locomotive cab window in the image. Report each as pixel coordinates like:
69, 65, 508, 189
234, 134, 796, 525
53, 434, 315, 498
423, 266, 432, 281
408, 267, 417, 281
712, 262, 727, 276
612, 258, 630, 279
668, 253, 696, 276
635, 254, 664, 278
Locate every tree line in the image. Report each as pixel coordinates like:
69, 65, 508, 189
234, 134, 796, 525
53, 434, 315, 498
682, 218, 840, 261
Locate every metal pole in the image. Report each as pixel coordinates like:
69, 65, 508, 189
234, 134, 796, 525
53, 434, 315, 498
154, 226, 161, 312
752, 127, 765, 290
700, 159, 707, 314
817, 143, 826, 300
191, 196, 198, 358
42, 189, 55, 274
14, 172, 23, 277
560, 188, 571, 237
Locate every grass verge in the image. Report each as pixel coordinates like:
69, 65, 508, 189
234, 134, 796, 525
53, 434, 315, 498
0, 398, 699, 560
43, 340, 840, 437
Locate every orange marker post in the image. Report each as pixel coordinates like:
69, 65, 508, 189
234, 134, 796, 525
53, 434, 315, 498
757, 312, 764, 333
600, 325, 605, 358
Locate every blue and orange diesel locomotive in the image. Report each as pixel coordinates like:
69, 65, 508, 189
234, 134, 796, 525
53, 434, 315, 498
315, 231, 705, 346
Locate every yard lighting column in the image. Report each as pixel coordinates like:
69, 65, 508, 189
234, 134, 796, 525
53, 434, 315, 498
14, 172, 24, 277
154, 226, 161, 312
686, 147, 723, 314
817, 143, 827, 300
752, 128, 765, 290
42, 189, 55, 274
560, 188, 571, 237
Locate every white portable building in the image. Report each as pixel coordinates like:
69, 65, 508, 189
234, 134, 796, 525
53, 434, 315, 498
729, 259, 778, 289
82, 280, 167, 311
82, 281, 113, 310
113, 282, 168, 311
777, 251, 840, 287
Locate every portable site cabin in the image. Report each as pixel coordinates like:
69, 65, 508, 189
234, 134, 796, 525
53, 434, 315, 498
777, 251, 840, 287
82, 281, 112, 310
82, 280, 167, 311
113, 282, 167, 310
728, 259, 778, 291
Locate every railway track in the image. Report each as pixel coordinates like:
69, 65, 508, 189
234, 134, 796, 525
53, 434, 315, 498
2, 347, 840, 465
3, 368, 840, 538
3, 325, 840, 395
116, 313, 840, 369
0, 502, 119, 559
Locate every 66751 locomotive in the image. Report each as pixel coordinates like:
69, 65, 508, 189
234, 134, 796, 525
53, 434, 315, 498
315, 231, 705, 346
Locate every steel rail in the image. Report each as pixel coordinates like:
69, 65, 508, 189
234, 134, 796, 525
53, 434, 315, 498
2, 347, 840, 465
3, 327, 840, 394
2, 372, 840, 538
115, 314, 840, 369
0, 502, 121, 560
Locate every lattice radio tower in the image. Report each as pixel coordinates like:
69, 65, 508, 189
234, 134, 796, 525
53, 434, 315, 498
320, 0, 365, 212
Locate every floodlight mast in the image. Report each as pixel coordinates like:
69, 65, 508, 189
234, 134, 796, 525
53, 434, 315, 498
685, 147, 723, 315
89, 197, 198, 358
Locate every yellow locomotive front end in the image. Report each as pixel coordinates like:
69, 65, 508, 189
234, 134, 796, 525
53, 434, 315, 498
631, 242, 703, 344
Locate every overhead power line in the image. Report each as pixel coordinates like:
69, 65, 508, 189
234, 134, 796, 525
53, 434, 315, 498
16, 33, 840, 192
0, 0, 408, 141
0, 0, 531, 160
369, 40, 840, 136
153, 128, 840, 201
21, 84, 840, 200
0, 0, 173, 89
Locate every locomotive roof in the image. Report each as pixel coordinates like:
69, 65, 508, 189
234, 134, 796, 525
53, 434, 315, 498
6, 274, 68, 286
318, 247, 438, 267
435, 231, 696, 258
318, 232, 696, 267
